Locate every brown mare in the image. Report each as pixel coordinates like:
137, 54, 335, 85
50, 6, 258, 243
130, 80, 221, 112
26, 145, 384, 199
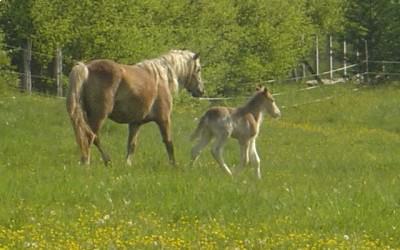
191, 87, 281, 178
67, 50, 204, 165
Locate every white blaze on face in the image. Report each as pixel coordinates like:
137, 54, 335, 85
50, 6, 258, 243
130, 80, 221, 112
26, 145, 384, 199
264, 90, 281, 119
272, 101, 281, 118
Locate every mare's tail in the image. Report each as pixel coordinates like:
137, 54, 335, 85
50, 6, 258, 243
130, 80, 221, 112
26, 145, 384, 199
190, 115, 207, 141
66, 62, 95, 164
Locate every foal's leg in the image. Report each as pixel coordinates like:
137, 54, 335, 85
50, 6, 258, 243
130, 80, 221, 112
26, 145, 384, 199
249, 138, 262, 179
126, 123, 141, 166
191, 132, 212, 165
211, 133, 232, 176
236, 139, 250, 173
156, 119, 176, 166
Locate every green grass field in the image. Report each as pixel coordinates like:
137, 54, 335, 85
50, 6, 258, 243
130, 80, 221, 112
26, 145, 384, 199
0, 83, 399, 249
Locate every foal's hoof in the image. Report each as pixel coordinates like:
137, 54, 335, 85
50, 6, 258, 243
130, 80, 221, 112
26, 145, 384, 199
126, 159, 132, 166
224, 168, 233, 176
169, 159, 177, 167
104, 159, 112, 167
232, 167, 244, 175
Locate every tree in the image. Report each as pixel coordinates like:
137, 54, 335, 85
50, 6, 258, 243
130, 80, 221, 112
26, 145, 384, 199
0, 30, 17, 93
306, 0, 346, 35
222, 0, 314, 92
0, 0, 363, 95
345, 0, 400, 74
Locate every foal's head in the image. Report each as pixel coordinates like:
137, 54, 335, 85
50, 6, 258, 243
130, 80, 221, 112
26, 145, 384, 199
256, 86, 281, 118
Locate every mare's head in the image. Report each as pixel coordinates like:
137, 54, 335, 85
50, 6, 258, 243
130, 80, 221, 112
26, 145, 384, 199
185, 52, 204, 97
256, 86, 281, 118
165, 50, 204, 97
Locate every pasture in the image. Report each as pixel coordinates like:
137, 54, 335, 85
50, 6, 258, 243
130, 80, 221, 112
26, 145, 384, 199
0, 83, 399, 249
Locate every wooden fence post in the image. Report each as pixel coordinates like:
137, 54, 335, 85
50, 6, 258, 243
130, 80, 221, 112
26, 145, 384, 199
22, 39, 32, 93
295, 68, 299, 82
329, 35, 333, 80
356, 49, 361, 79
55, 47, 63, 97
364, 39, 369, 84
315, 35, 320, 77
343, 39, 347, 80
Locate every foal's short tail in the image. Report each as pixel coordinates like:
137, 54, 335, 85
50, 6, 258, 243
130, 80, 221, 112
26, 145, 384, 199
190, 115, 207, 141
66, 62, 95, 163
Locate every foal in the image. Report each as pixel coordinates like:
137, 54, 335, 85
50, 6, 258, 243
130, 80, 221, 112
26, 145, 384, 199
191, 87, 281, 178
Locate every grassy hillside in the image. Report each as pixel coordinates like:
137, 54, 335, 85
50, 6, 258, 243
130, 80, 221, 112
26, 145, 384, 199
0, 83, 399, 249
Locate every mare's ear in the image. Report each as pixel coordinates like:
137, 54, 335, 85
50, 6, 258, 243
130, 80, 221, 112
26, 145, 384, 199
193, 53, 200, 60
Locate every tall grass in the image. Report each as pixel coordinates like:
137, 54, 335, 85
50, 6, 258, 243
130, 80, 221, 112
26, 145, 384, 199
0, 83, 399, 248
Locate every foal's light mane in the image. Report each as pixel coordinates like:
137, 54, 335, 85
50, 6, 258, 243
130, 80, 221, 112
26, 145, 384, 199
136, 50, 198, 93
237, 91, 266, 117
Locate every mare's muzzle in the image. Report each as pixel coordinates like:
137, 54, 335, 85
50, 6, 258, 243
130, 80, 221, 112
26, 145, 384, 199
191, 89, 204, 97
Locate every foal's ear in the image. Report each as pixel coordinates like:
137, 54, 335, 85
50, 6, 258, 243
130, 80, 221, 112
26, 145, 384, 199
256, 85, 266, 92
193, 53, 200, 60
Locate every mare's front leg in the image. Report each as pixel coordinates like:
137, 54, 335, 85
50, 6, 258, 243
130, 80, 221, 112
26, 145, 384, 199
126, 123, 141, 166
156, 118, 176, 166
211, 133, 232, 176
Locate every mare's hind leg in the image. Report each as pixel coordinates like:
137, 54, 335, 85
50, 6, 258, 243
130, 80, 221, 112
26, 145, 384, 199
93, 137, 111, 165
88, 116, 111, 165
211, 133, 232, 176
191, 132, 212, 165
77, 129, 95, 165
249, 139, 262, 179
126, 123, 141, 166
156, 119, 176, 166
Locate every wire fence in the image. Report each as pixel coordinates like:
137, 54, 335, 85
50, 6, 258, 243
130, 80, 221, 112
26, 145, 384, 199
2, 37, 400, 99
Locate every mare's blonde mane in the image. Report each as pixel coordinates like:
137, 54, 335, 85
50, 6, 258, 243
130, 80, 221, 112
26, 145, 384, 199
136, 50, 197, 93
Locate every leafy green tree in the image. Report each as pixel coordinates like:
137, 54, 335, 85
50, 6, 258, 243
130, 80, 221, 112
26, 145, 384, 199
0, 30, 17, 93
0, 0, 358, 95
222, 0, 314, 93
0, 0, 35, 77
306, 0, 346, 35
378, 2, 400, 61
345, 0, 400, 74
179, 1, 241, 93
